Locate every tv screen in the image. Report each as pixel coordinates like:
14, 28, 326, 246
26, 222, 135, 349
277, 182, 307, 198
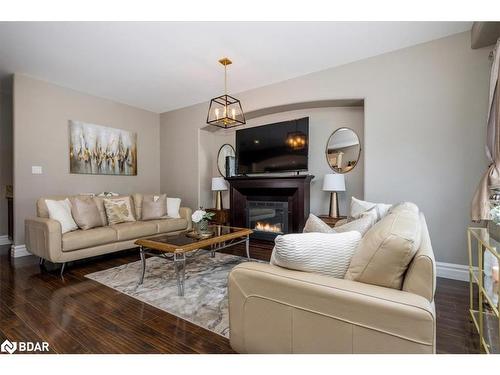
236, 117, 309, 174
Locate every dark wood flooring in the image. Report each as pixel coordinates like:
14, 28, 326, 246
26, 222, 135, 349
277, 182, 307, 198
0, 241, 480, 354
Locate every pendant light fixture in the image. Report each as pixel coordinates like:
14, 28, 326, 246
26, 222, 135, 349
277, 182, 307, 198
206, 57, 246, 128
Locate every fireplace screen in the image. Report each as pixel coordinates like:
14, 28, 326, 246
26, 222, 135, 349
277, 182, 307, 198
246, 200, 289, 239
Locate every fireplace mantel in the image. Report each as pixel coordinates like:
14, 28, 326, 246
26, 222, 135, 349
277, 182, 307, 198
226, 175, 314, 238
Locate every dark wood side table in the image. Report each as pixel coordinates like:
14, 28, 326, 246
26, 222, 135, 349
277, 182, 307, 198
206, 208, 231, 226
317, 215, 347, 228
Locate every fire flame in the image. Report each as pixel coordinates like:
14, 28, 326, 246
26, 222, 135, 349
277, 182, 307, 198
255, 222, 282, 233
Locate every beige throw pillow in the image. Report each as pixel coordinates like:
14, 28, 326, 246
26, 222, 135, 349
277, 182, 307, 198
103, 196, 136, 226
334, 210, 377, 236
303, 214, 335, 233
142, 194, 168, 221
344, 203, 422, 290
70, 196, 103, 230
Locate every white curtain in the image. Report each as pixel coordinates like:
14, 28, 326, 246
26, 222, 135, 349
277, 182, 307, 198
471, 38, 500, 221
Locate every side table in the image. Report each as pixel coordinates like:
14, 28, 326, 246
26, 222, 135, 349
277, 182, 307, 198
206, 208, 230, 226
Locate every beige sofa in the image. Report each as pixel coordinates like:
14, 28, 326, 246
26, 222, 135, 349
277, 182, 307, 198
228, 212, 436, 354
25, 194, 192, 267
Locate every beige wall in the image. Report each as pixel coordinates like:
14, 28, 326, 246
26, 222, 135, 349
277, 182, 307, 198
160, 31, 491, 266
13, 75, 161, 245
198, 107, 364, 215
0, 77, 13, 237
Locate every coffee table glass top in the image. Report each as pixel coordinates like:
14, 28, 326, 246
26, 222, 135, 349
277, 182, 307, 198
135, 225, 252, 253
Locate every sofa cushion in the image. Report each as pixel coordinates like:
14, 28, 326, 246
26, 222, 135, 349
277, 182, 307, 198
344, 202, 422, 290
270, 232, 362, 278
62, 227, 117, 252
70, 196, 103, 230
104, 196, 136, 225
149, 218, 188, 233
303, 214, 335, 233
110, 221, 157, 241
142, 194, 168, 220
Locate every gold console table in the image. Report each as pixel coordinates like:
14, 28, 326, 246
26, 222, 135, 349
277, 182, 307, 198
467, 227, 499, 353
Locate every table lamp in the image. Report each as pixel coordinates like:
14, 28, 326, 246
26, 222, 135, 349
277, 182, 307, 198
322, 174, 345, 218
212, 177, 228, 210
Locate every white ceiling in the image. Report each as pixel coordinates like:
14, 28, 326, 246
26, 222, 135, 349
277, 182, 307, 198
0, 22, 472, 113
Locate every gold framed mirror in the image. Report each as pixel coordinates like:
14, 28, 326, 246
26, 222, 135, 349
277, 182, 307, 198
325, 127, 361, 174
217, 144, 235, 177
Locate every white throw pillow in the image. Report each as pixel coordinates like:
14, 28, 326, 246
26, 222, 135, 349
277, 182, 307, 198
270, 232, 362, 278
303, 214, 335, 233
166, 197, 181, 218
45, 198, 78, 234
350, 197, 392, 220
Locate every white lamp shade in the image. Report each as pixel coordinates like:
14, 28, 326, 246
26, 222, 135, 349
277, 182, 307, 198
322, 174, 345, 192
212, 177, 228, 191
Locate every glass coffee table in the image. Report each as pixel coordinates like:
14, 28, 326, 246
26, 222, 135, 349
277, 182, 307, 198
135, 225, 253, 296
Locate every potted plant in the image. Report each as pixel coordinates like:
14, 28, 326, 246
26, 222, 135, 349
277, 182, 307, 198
191, 208, 215, 234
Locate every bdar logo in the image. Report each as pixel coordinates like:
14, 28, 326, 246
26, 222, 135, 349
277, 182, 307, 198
1, 339, 17, 354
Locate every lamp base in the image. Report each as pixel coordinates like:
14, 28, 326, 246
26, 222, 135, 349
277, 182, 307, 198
329, 191, 339, 218
215, 191, 223, 210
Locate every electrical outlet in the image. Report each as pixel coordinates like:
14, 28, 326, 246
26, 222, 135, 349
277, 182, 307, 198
32, 166, 43, 174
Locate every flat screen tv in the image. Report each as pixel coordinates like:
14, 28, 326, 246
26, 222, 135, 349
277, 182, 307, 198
236, 117, 309, 174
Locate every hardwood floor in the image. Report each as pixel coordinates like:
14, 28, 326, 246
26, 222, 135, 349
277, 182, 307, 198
0, 242, 480, 354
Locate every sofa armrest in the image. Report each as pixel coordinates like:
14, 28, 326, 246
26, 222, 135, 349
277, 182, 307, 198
179, 207, 192, 230
25, 217, 63, 262
228, 262, 435, 354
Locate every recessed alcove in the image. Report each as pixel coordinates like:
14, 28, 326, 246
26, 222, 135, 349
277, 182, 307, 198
198, 99, 365, 216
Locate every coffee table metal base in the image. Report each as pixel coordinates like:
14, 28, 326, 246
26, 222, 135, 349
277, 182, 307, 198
138, 235, 250, 296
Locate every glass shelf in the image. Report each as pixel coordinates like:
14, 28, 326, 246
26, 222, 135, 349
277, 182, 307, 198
467, 227, 500, 353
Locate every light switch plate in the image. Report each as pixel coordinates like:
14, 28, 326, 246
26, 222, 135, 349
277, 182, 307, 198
32, 166, 43, 174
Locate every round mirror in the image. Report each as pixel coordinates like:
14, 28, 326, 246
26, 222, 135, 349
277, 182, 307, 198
217, 144, 235, 177
325, 127, 361, 174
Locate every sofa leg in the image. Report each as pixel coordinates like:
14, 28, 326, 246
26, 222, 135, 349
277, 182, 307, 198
60, 262, 66, 277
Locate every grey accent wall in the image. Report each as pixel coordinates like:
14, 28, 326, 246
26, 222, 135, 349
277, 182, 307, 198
0, 76, 13, 237
13, 75, 161, 245
160, 32, 491, 266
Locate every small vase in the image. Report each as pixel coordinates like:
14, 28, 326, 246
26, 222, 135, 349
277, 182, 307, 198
197, 219, 209, 234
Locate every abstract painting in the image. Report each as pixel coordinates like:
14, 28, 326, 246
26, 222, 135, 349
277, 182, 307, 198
69, 121, 137, 175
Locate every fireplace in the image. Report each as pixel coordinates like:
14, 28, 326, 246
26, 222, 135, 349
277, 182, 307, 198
246, 200, 289, 240
227, 175, 313, 242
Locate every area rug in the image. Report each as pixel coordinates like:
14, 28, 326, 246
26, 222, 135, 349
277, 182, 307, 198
85, 251, 254, 338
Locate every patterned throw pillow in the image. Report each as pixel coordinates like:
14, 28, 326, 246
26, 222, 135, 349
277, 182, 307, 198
303, 213, 335, 233
103, 197, 136, 225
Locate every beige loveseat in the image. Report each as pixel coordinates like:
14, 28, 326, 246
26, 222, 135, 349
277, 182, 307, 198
25, 194, 192, 266
228, 210, 436, 354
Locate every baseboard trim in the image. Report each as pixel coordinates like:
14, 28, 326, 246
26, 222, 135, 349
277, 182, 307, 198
436, 261, 476, 282
10, 244, 31, 258
0, 235, 12, 246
